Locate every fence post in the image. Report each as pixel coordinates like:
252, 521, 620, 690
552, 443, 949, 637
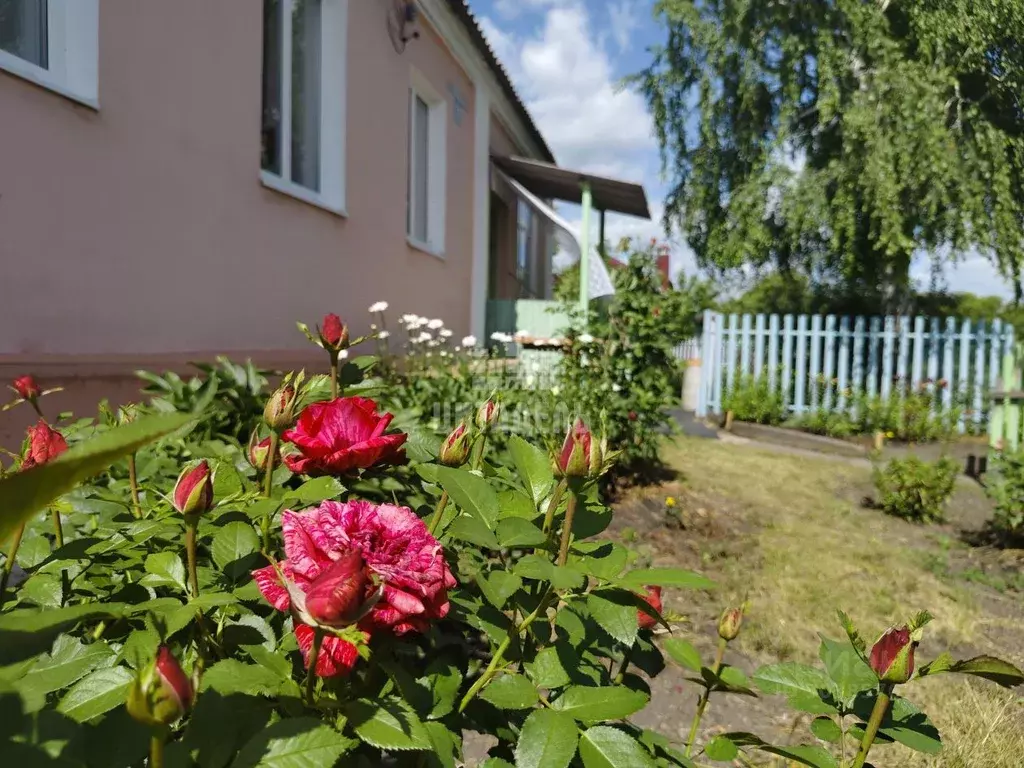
782, 315, 794, 412
956, 319, 971, 433
837, 317, 850, 410
810, 316, 822, 409
768, 315, 780, 391
696, 310, 712, 418
912, 316, 926, 388
795, 315, 808, 414
741, 314, 753, 377
881, 316, 895, 402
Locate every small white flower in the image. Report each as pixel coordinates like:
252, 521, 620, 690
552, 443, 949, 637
425, 352, 433, 358
378, 330, 390, 339
454, 346, 462, 352
462, 335, 477, 347
612, 383, 622, 393
440, 350, 449, 358
338, 349, 349, 360
515, 329, 531, 340
428, 340, 439, 348
401, 313, 418, 324
550, 337, 565, 345
440, 329, 453, 338
417, 331, 432, 342
428, 318, 444, 330
579, 333, 595, 344
490, 331, 511, 343
551, 386, 561, 396
369, 301, 389, 313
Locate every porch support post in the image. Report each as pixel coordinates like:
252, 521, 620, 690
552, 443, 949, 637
598, 209, 606, 258
470, 87, 491, 340
579, 182, 593, 322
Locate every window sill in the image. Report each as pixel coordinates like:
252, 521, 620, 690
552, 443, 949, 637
260, 172, 347, 217
407, 236, 445, 260
0, 52, 98, 110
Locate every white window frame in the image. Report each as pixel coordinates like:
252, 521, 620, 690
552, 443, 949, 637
0, 0, 99, 108
259, 0, 348, 216
407, 69, 447, 257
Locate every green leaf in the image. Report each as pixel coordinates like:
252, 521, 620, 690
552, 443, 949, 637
721, 733, 838, 768
422, 722, 459, 768
448, 514, 500, 549
0, 603, 130, 665
57, 666, 134, 722
286, 477, 345, 504
19, 636, 115, 695
704, 734, 739, 761
663, 638, 702, 673
496, 517, 547, 547
498, 489, 541, 521
946, 655, 1024, 688
753, 663, 836, 706
571, 544, 629, 581
0, 412, 193, 542
712, 665, 756, 695
810, 717, 842, 743
818, 636, 877, 705
586, 590, 639, 647
477, 571, 522, 609
528, 645, 573, 690
551, 686, 649, 723
508, 435, 555, 506
555, 607, 587, 647
212, 522, 261, 571
619, 568, 714, 591
346, 697, 431, 751
212, 462, 244, 502
434, 466, 499, 529
480, 673, 539, 710
578, 725, 656, 768
514, 709, 579, 768
231, 717, 353, 767
201, 660, 284, 697
142, 552, 187, 592
480, 760, 515, 768
181, 691, 274, 768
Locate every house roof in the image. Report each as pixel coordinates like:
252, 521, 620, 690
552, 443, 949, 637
445, 0, 556, 164
493, 155, 652, 219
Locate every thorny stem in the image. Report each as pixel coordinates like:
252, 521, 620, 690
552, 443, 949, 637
471, 433, 489, 471
149, 731, 166, 768
851, 685, 893, 768
541, 480, 567, 537
51, 507, 65, 549
458, 588, 555, 713
427, 491, 450, 536
329, 352, 340, 399
556, 492, 579, 566
613, 645, 633, 685
128, 453, 143, 519
0, 523, 26, 604
185, 519, 200, 598
305, 628, 325, 705
263, 432, 279, 499
685, 638, 727, 757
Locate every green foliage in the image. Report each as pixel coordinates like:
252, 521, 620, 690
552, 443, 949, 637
873, 455, 960, 523
722, 372, 787, 426
985, 448, 1024, 538
635, 0, 1024, 306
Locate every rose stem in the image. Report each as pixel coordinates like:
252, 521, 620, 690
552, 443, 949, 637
541, 480, 567, 536
851, 685, 893, 768
427, 491, 449, 536
305, 628, 325, 705
149, 730, 166, 768
263, 432, 279, 499
128, 453, 143, 519
185, 519, 200, 598
471, 433, 488, 471
0, 523, 26, 604
51, 507, 65, 549
329, 352, 339, 399
556, 492, 579, 566
458, 587, 554, 713
684, 637, 727, 756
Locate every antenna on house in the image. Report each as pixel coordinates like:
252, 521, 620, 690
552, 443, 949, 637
387, 0, 420, 54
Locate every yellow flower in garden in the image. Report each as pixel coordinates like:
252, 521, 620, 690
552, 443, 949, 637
665, 496, 677, 508
886, 431, 895, 439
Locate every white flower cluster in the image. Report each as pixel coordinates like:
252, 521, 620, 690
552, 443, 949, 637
368, 301, 389, 313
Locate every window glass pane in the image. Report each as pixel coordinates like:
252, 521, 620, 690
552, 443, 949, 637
261, 0, 282, 175
291, 0, 321, 191
412, 95, 430, 242
0, 0, 48, 68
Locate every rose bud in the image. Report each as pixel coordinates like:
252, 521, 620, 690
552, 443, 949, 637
628, 410, 638, 422
637, 585, 663, 630
319, 313, 350, 352
12, 375, 41, 402
556, 418, 593, 479
475, 399, 500, 432
869, 625, 916, 684
247, 430, 275, 473
303, 550, 374, 627
126, 646, 194, 727
439, 422, 472, 467
118, 403, 139, 425
718, 606, 744, 641
21, 420, 68, 470
264, 384, 298, 431
172, 460, 214, 517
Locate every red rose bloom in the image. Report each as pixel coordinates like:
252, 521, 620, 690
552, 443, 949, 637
253, 500, 456, 676
12, 375, 41, 401
22, 420, 68, 469
282, 397, 407, 475
638, 585, 663, 630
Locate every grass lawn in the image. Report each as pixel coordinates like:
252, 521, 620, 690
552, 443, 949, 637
613, 436, 1024, 768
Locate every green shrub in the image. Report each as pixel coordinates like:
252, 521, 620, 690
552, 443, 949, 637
986, 448, 1024, 538
873, 455, 959, 522
722, 372, 786, 426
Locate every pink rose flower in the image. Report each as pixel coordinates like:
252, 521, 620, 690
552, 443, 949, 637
282, 397, 407, 476
22, 420, 68, 469
253, 500, 456, 676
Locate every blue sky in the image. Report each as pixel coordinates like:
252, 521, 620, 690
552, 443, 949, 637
473, 0, 1014, 300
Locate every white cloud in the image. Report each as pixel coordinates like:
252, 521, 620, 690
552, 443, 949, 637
607, 0, 641, 53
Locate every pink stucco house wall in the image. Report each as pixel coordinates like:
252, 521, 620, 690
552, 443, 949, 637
0, 0, 555, 433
